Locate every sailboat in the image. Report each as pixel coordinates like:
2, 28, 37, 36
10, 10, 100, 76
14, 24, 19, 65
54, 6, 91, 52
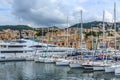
92, 11, 111, 71
82, 11, 112, 71
113, 3, 120, 75
105, 2, 120, 73
55, 16, 74, 66
69, 10, 83, 68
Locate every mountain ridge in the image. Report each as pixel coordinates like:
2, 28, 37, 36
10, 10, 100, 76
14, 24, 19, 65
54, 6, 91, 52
0, 21, 120, 31
0, 25, 33, 31
70, 21, 120, 29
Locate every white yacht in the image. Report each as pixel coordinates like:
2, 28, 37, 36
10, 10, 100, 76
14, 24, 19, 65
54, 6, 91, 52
0, 38, 76, 55
0, 39, 36, 60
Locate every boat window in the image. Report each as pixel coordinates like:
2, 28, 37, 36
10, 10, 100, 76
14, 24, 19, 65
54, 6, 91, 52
12, 40, 26, 43
26, 50, 33, 52
30, 45, 45, 48
8, 45, 26, 48
1, 51, 23, 53
47, 45, 57, 47
39, 50, 66, 52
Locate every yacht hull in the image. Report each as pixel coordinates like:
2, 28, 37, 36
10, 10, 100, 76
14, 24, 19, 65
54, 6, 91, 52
105, 67, 115, 73
93, 66, 105, 71
56, 61, 69, 66
115, 67, 120, 75
69, 63, 82, 68
82, 65, 93, 70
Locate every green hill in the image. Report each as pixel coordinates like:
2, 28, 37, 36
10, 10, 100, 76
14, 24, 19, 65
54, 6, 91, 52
70, 21, 101, 28
70, 21, 120, 29
0, 25, 33, 31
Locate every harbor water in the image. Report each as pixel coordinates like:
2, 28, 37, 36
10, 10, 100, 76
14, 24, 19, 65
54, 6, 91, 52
0, 61, 119, 80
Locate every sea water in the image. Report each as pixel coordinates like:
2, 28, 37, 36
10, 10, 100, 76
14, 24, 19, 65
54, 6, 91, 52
0, 61, 119, 80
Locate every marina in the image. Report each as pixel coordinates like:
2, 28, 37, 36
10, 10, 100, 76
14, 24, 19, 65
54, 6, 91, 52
1, 0, 120, 80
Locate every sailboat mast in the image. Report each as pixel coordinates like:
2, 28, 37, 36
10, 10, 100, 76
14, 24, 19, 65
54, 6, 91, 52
80, 10, 83, 48
114, 2, 117, 51
41, 27, 44, 57
91, 25, 93, 49
32, 27, 35, 45
76, 19, 79, 48
67, 16, 69, 48
103, 10, 105, 48
42, 27, 43, 45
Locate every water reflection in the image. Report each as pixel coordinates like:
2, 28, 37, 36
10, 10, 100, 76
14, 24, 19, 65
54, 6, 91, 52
0, 62, 120, 80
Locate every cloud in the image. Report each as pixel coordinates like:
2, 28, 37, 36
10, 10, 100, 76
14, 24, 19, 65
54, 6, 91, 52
0, 0, 120, 27
74, 6, 86, 13
85, 11, 114, 22
11, 0, 87, 28
12, 0, 67, 27
105, 10, 113, 22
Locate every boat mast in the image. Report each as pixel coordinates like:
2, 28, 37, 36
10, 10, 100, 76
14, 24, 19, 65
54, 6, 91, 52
42, 27, 43, 45
102, 10, 107, 60
103, 10, 105, 48
80, 10, 83, 48
67, 16, 69, 48
114, 2, 117, 51
76, 19, 79, 48
46, 27, 50, 57
91, 25, 93, 49
52, 25, 54, 55
41, 27, 44, 57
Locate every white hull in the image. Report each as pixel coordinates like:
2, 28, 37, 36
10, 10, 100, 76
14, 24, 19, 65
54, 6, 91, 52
44, 58, 55, 63
93, 66, 105, 71
115, 67, 120, 75
56, 61, 69, 66
105, 64, 120, 73
34, 57, 55, 63
44, 60, 54, 63
105, 67, 115, 73
35, 58, 45, 63
82, 62, 93, 70
69, 63, 82, 68
114, 65, 120, 75
84, 66, 93, 70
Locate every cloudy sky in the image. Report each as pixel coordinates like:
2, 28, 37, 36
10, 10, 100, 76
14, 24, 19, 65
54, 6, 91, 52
0, 0, 120, 28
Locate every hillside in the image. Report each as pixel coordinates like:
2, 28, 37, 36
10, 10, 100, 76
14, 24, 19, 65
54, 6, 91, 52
70, 21, 120, 30
0, 25, 33, 31
1, 21, 120, 31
